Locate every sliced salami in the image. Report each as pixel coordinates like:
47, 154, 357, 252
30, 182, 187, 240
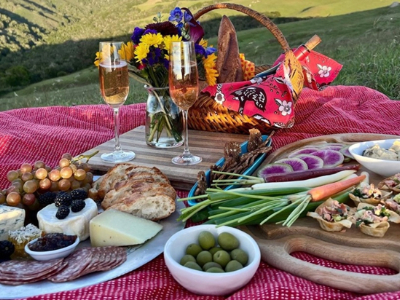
48, 248, 93, 283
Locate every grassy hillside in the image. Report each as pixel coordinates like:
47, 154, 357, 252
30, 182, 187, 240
1, 4, 399, 111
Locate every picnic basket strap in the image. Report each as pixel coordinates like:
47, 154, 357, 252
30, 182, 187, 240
188, 3, 297, 134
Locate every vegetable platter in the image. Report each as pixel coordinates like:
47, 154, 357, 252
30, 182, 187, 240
229, 133, 400, 294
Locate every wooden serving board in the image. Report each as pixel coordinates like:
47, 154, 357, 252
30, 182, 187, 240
244, 133, 400, 294
79, 126, 249, 190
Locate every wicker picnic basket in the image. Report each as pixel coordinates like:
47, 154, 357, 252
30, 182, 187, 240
188, 3, 303, 134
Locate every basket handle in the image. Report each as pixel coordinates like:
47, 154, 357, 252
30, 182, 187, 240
193, 3, 290, 53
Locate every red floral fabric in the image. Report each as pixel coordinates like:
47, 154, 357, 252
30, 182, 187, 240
1, 85, 400, 299
202, 49, 342, 129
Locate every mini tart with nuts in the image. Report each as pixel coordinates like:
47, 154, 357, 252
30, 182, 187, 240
307, 198, 353, 232
349, 183, 392, 206
377, 173, 400, 193
352, 203, 400, 237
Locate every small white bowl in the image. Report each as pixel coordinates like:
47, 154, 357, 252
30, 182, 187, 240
164, 224, 261, 296
349, 139, 400, 177
25, 235, 79, 261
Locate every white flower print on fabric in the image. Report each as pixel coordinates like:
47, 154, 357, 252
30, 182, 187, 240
317, 64, 331, 78
275, 99, 292, 116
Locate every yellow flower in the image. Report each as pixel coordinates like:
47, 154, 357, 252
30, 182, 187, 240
119, 41, 135, 62
163, 35, 182, 55
134, 43, 150, 62
94, 51, 102, 67
203, 53, 219, 86
199, 39, 208, 48
140, 33, 163, 47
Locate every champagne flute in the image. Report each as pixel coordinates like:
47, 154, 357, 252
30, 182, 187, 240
98, 41, 135, 163
169, 41, 202, 165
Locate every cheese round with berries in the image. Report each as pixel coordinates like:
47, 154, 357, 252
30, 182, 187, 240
37, 198, 98, 241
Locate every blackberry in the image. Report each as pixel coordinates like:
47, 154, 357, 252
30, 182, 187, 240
70, 189, 88, 200
56, 205, 70, 219
0, 240, 15, 259
54, 192, 72, 207
71, 199, 86, 212
38, 192, 57, 206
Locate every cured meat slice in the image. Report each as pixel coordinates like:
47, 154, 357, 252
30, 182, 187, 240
48, 248, 93, 283
0, 259, 66, 285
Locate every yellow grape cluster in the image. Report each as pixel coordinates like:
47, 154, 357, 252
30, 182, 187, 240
0, 153, 94, 210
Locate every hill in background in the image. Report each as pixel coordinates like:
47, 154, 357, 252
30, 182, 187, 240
0, 0, 397, 101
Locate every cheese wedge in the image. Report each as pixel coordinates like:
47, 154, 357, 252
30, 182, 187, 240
37, 198, 98, 241
0, 206, 25, 240
89, 209, 163, 247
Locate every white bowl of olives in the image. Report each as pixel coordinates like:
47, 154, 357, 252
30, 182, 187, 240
164, 224, 261, 296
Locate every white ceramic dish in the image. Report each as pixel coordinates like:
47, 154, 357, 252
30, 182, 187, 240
164, 224, 261, 296
349, 139, 400, 177
25, 235, 80, 261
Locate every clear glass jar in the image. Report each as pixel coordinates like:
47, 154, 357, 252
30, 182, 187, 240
145, 85, 183, 148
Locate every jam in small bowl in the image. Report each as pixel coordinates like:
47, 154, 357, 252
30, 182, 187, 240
25, 233, 79, 261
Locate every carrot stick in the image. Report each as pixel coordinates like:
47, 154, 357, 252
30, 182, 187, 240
308, 174, 366, 202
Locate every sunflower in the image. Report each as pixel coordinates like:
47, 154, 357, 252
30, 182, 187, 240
94, 51, 102, 67
119, 41, 135, 62
134, 43, 150, 62
202, 53, 218, 86
140, 33, 164, 47
163, 35, 182, 59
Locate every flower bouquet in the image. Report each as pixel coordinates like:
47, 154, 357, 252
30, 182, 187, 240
95, 7, 218, 148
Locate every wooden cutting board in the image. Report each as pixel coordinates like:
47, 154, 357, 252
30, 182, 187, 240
79, 126, 249, 190
243, 133, 400, 294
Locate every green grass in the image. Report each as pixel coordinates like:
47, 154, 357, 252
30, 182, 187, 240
1, 4, 400, 110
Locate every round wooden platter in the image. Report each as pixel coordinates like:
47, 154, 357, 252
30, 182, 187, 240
243, 133, 400, 294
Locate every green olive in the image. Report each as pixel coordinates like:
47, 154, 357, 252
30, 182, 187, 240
230, 248, 248, 266
184, 261, 202, 271
186, 243, 202, 257
198, 231, 215, 250
213, 250, 231, 268
206, 267, 225, 273
218, 232, 240, 251
180, 254, 196, 266
202, 261, 222, 271
196, 250, 212, 267
225, 260, 244, 272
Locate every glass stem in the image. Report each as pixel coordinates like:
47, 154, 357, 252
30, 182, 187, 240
182, 110, 191, 158
113, 107, 122, 152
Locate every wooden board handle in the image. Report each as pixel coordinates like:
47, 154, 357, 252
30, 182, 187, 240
243, 227, 400, 294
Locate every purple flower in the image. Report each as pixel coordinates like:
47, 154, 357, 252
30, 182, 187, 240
169, 7, 183, 22
195, 43, 206, 57
143, 29, 158, 35
206, 47, 216, 56
131, 27, 145, 44
147, 47, 162, 66
184, 11, 192, 23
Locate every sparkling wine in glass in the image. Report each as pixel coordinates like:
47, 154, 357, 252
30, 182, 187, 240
99, 41, 135, 162
169, 41, 202, 165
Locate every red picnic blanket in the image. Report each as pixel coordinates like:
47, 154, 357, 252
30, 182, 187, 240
1, 85, 400, 300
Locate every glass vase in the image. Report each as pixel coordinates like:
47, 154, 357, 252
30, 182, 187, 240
145, 85, 184, 148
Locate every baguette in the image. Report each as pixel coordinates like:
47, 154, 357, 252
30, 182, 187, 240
216, 16, 243, 83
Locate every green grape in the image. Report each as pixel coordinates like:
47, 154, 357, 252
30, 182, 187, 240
21, 172, 34, 182
58, 178, 71, 191
59, 158, 70, 168
48, 169, 61, 181
23, 180, 39, 194
35, 168, 48, 180
60, 166, 73, 179
6, 170, 19, 182
39, 178, 51, 190
22, 193, 36, 206
20, 163, 32, 173
74, 169, 86, 181
62, 153, 73, 160
33, 160, 46, 169
6, 192, 21, 206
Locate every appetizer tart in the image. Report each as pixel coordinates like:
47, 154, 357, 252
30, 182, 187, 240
383, 194, 400, 214
349, 183, 392, 206
307, 198, 353, 232
377, 173, 400, 193
352, 203, 400, 237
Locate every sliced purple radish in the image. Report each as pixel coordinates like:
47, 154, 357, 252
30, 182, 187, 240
275, 158, 308, 171
311, 149, 344, 167
258, 163, 293, 178
296, 154, 324, 170
287, 147, 321, 158
340, 145, 354, 160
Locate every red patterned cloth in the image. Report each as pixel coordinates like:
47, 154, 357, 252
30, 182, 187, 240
1, 85, 400, 299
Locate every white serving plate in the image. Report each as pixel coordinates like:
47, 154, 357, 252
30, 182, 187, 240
1, 201, 185, 299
